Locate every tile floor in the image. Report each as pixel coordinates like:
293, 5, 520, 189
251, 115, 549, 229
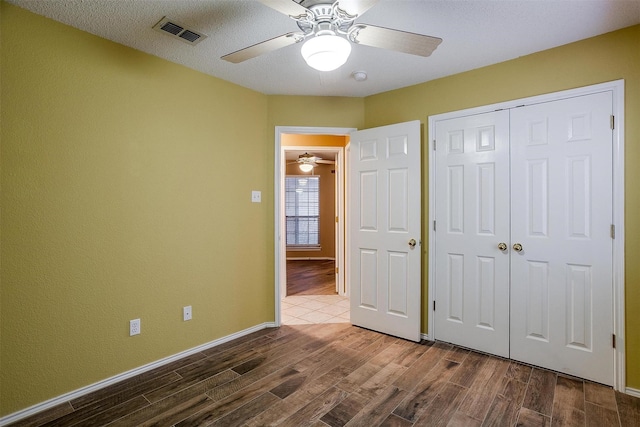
281, 294, 350, 324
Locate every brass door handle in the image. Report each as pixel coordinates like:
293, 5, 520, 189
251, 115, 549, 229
409, 239, 417, 248
498, 242, 507, 251
513, 243, 523, 252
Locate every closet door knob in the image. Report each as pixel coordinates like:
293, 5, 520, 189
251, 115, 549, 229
513, 243, 523, 252
498, 242, 508, 251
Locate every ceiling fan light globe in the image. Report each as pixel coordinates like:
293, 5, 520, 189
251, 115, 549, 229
299, 163, 314, 172
301, 35, 351, 71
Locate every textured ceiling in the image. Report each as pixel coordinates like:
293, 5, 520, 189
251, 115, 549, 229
7, 0, 640, 97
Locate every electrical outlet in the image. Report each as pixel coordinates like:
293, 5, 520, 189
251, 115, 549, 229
130, 318, 141, 336
183, 305, 192, 321
251, 191, 261, 203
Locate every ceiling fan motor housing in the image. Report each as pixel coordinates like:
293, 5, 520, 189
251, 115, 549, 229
296, 3, 355, 35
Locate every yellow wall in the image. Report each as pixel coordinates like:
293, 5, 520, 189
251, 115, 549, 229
364, 24, 640, 389
268, 96, 365, 131
0, 3, 277, 415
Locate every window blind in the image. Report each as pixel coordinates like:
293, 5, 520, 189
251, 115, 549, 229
285, 176, 320, 246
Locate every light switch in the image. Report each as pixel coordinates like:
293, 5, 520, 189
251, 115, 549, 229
251, 191, 261, 203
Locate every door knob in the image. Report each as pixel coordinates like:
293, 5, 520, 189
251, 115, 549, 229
409, 239, 417, 248
513, 243, 523, 252
498, 242, 507, 251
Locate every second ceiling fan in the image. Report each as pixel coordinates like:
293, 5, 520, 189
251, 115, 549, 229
222, 0, 442, 71
289, 152, 335, 172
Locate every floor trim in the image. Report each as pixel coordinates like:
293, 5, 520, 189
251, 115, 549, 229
0, 322, 277, 426
627, 387, 640, 398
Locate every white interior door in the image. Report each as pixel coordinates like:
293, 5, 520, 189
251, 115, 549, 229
434, 111, 511, 357
509, 92, 614, 385
349, 121, 421, 342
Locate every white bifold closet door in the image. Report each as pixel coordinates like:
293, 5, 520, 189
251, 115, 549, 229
434, 110, 511, 358
509, 92, 613, 385
435, 91, 614, 385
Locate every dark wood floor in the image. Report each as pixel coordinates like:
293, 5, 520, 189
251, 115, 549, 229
286, 259, 336, 296
9, 323, 640, 427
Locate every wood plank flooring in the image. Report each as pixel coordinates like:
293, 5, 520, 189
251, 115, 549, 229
9, 324, 640, 427
286, 260, 336, 296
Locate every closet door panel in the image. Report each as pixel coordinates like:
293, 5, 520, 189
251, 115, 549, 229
509, 91, 614, 385
434, 111, 510, 357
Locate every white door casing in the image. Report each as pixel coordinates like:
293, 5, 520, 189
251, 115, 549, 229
434, 111, 511, 357
333, 149, 344, 295
509, 92, 614, 385
344, 142, 351, 297
349, 121, 422, 342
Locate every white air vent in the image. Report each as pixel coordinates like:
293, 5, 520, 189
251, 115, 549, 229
152, 17, 208, 46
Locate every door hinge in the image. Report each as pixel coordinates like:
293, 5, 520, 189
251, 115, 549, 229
433, 140, 436, 150
433, 220, 436, 231
336, 267, 339, 274
433, 300, 436, 311
611, 224, 615, 239
612, 333, 616, 348
336, 216, 339, 223
610, 115, 615, 130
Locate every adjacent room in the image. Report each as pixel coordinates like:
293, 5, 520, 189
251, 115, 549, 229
1, 0, 639, 425
280, 134, 349, 326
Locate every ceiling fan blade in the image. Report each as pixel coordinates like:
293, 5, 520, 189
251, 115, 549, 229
337, 0, 379, 17
257, 0, 310, 18
315, 159, 335, 164
221, 32, 303, 63
351, 24, 442, 57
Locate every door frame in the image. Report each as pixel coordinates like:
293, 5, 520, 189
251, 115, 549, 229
427, 80, 626, 391
274, 126, 356, 326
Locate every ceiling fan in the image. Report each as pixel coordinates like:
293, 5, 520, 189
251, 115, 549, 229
221, 0, 442, 71
289, 152, 335, 172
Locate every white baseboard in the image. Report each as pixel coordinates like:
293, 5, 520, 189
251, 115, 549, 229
626, 387, 640, 398
0, 322, 278, 427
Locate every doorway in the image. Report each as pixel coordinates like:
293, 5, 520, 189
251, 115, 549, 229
274, 127, 355, 326
282, 145, 348, 324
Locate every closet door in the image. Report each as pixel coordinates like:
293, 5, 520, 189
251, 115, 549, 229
434, 111, 510, 357
509, 92, 614, 385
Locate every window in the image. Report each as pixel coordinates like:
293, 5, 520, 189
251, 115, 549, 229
285, 176, 320, 248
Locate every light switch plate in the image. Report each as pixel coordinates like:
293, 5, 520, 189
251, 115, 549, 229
251, 191, 261, 203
